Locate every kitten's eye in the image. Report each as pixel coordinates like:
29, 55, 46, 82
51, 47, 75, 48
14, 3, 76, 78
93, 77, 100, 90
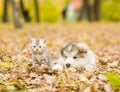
33, 46, 36, 48
42, 61, 45, 63
73, 56, 77, 59
39, 46, 41, 48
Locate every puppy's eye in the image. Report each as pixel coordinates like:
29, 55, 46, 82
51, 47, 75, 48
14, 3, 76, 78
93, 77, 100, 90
41, 60, 46, 63
39, 46, 41, 48
64, 56, 67, 58
73, 56, 77, 59
33, 46, 36, 48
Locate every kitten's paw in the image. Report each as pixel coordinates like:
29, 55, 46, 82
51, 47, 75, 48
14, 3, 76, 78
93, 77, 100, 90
52, 64, 63, 71
41, 64, 48, 69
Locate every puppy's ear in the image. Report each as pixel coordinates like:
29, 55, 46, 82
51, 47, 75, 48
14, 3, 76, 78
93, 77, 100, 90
77, 42, 88, 53
61, 44, 68, 58
60, 42, 75, 57
79, 48, 88, 53
77, 42, 88, 49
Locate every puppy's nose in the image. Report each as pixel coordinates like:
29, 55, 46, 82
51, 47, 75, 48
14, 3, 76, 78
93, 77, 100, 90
36, 49, 38, 51
66, 63, 71, 68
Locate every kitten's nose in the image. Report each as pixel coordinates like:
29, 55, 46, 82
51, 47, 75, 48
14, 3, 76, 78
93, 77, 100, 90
66, 63, 71, 68
36, 49, 38, 51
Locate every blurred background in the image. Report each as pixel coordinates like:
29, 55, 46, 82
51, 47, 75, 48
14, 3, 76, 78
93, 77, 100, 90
0, 0, 120, 28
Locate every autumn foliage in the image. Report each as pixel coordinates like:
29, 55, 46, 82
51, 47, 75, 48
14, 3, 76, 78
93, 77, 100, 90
0, 23, 120, 92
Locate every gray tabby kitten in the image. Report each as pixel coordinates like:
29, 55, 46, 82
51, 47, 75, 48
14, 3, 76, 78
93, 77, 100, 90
30, 38, 51, 67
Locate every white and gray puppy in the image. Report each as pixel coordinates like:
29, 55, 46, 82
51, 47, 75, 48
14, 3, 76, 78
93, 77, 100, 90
30, 38, 52, 67
52, 42, 97, 72
51, 56, 64, 71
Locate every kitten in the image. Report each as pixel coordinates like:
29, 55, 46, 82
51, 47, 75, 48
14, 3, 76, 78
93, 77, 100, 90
30, 38, 51, 67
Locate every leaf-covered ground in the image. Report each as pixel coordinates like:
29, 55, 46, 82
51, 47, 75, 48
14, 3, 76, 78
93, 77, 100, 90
0, 23, 120, 92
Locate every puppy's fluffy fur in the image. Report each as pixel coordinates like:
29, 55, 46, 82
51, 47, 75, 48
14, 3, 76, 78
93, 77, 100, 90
52, 42, 97, 72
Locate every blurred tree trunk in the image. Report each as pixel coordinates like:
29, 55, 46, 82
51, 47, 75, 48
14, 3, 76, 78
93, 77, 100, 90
2, 0, 8, 22
34, 0, 40, 22
84, 0, 94, 21
10, 0, 22, 28
94, 0, 101, 21
20, 0, 31, 22
81, 0, 101, 21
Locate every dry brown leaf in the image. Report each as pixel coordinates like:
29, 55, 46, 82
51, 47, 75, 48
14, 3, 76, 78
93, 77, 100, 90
43, 74, 56, 84
104, 83, 114, 92
97, 74, 108, 82
83, 86, 94, 92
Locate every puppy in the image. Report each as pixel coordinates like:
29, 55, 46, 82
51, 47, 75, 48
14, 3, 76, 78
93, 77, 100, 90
51, 42, 97, 72
51, 56, 64, 71
61, 42, 97, 72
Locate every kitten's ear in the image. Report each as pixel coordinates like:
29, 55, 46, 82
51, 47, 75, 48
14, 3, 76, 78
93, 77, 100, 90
42, 38, 46, 43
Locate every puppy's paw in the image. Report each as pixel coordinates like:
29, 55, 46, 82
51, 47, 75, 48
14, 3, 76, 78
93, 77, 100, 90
84, 64, 95, 72
52, 64, 63, 71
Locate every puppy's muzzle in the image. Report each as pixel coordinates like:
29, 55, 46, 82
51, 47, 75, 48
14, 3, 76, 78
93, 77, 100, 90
66, 63, 71, 68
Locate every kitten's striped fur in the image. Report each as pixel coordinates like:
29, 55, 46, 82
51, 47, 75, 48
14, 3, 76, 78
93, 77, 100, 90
30, 38, 51, 66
